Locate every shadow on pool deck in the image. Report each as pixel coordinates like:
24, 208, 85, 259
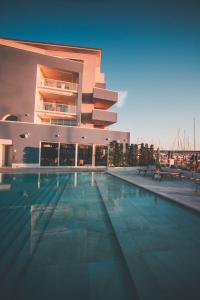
107, 167, 200, 213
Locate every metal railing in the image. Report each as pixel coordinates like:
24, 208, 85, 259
39, 102, 76, 114
40, 78, 78, 92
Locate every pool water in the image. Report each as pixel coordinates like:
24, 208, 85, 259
0, 172, 200, 300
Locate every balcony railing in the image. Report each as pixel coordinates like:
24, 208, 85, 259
41, 119, 78, 126
39, 78, 78, 92
39, 102, 76, 114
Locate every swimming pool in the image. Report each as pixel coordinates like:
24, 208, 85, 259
0, 172, 200, 300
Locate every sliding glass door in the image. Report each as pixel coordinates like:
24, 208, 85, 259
40, 142, 59, 166
59, 144, 75, 166
95, 145, 108, 166
78, 145, 92, 166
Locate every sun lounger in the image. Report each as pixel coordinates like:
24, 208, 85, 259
137, 165, 156, 176
153, 170, 182, 181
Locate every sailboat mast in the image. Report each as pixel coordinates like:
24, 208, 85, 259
193, 118, 196, 151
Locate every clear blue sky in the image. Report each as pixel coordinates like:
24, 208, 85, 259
1, 0, 200, 149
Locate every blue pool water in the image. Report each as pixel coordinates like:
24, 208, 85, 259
0, 172, 200, 300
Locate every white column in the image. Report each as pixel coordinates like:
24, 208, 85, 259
107, 144, 110, 168
38, 141, 41, 166
75, 144, 78, 166
58, 143, 60, 166
92, 144, 96, 167
0, 145, 3, 167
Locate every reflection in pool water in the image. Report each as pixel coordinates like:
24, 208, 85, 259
0, 172, 200, 300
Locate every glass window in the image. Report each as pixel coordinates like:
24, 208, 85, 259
95, 145, 108, 166
40, 142, 59, 166
50, 119, 77, 126
78, 145, 92, 166
4, 115, 19, 121
59, 144, 75, 166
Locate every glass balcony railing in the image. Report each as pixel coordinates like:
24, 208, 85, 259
39, 102, 76, 114
41, 119, 78, 126
50, 119, 78, 126
39, 78, 78, 92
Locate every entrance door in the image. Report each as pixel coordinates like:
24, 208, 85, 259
4, 145, 13, 166
40, 142, 59, 166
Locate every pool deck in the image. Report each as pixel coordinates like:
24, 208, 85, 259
107, 167, 200, 213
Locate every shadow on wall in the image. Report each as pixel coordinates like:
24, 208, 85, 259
23, 147, 39, 164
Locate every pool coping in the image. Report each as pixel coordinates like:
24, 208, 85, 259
107, 170, 200, 214
0, 166, 106, 174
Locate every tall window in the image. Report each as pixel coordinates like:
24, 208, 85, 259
95, 146, 108, 166
40, 142, 59, 166
59, 144, 75, 166
78, 145, 92, 166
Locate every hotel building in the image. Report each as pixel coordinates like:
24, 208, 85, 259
0, 38, 130, 167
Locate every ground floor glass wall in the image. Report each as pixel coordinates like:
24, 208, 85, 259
40, 142, 107, 167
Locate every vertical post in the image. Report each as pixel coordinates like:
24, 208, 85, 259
183, 129, 186, 151
0, 145, 3, 168
58, 142, 60, 167
107, 143, 110, 169
75, 144, 78, 167
194, 118, 196, 151
39, 141, 41, 167
92, 144, 95, 167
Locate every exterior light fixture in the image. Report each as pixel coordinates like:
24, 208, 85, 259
20, 132, 30, 139
55, 134, 61, 138
82, 136, 86, 139
25, 132, 30, 138
105, 138, 110, 141
25, 113, 30, 117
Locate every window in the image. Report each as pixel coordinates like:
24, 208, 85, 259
95, 145, 108, 166
60, 144, 75, 166
78, 145, 92, 166
50, 119, 77, 126
40, 142, 59, 166
3, 115, 19, 121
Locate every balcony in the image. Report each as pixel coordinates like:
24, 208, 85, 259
92, 109, 117, 125
37, 102, 77, 119
93, 87, 118, 109
39, 78, 78, 93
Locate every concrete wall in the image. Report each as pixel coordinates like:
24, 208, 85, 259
0, 121, 130, 164
0, 44, 83, 123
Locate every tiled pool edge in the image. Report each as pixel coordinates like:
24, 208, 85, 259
107, 171, 200, 214
94, 178, 140, 300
